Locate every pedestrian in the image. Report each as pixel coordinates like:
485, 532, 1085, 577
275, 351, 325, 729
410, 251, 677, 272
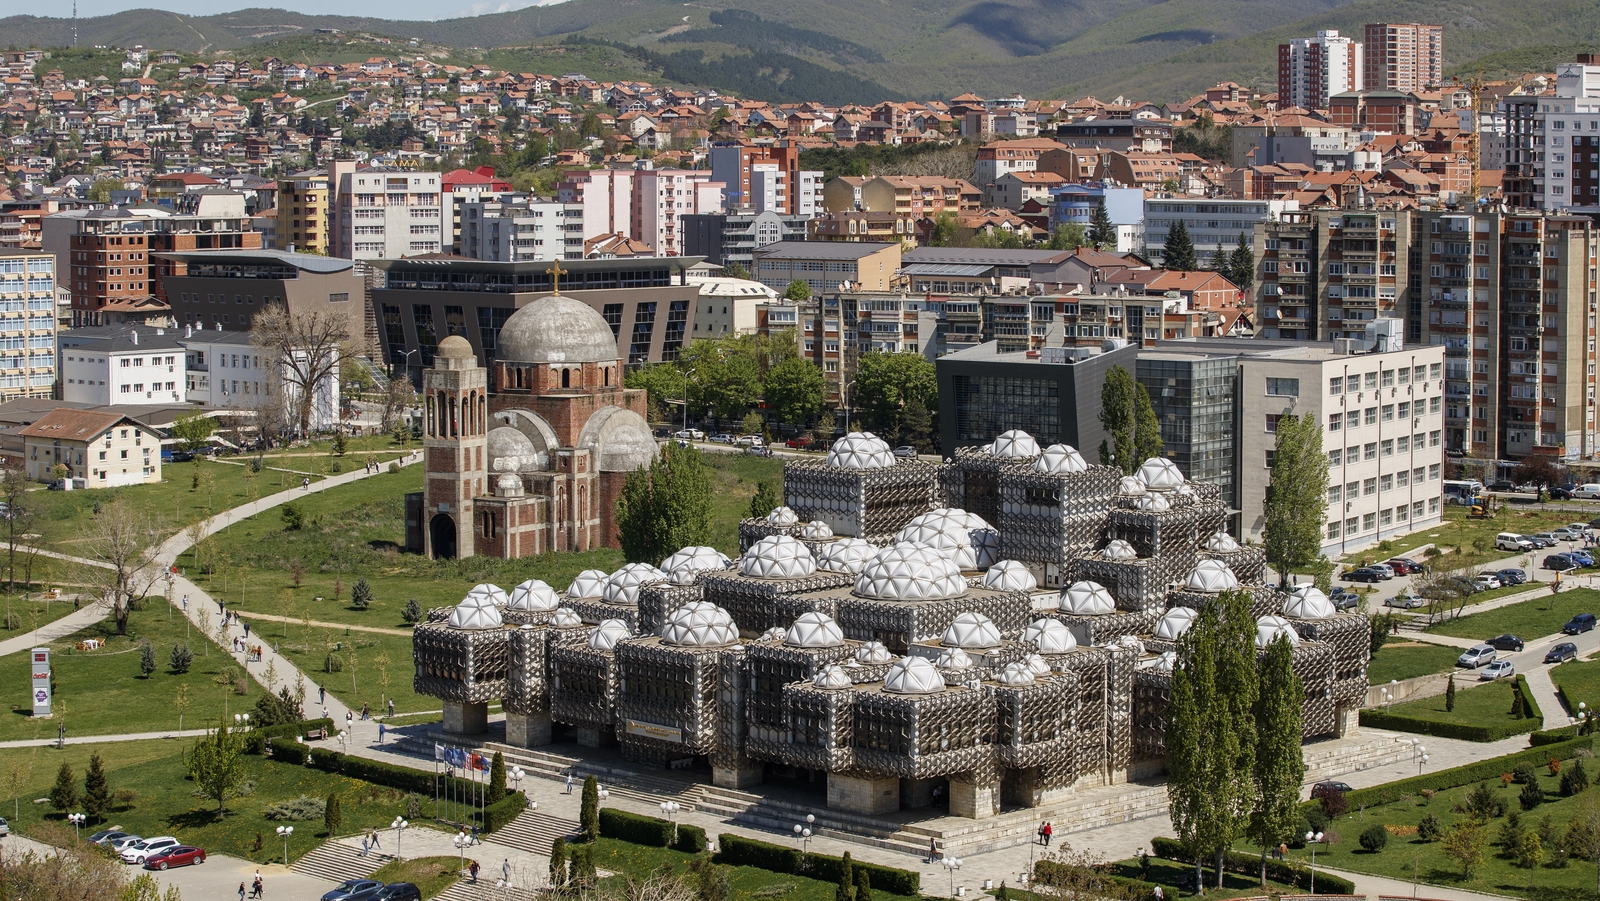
1043, 821, 1053, 847
388, 699, 394, 718
322, 706, 329, 721
1153, 886, 1163, 901
369, 828, 381, 850
243, 620, 250, 638
502, 859, 511, 883
362, 702, 370, 720
253, 871, 263, 898
378, 723, 386, 744
219, 599, 225, 614
565, 772, 574, 794
927, 836, 938, 863
302, 476, 310, 490
361, 834, 370, 857
182, 594, 189, 612
471, 823, 480, 845
931, 784, 943, 809
238, 883, 247, 901
320, 686, 326, 704
470, 860, 480, 883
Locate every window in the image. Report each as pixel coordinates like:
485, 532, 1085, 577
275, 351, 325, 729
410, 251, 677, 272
1364, 478, 1377, 496
1328, 485, 1342, 503
1381, 439, 1394, 457
1382, 404, 1395, 422
1430, 396, 1442, 414
1429, 497, 1440, 514
1327, 521, 1341, 540
1430, 429, 1441, 446
1264, 450, 1275, 468
1363, 513, 1376, 531
1381, 474, 1393, 492
1329, 376, 1343, 395
1328, 412, 1342, 431
1365, 443, 1378, 461
1266, 378, 1299, 397
1265, 413, 1283, 433
1429, 463, 1441, 480
1346, 517, 1359, 535
1398, 401, 1410, 418
1328, 449, 1342, 466
1396, 470, 1409, 488
1346, 481, 1359, 498
1382, 369, 1395, 387
1381, 509, 1393, 527
1365, 373, 1378, 390
1365, 407, 1378, 425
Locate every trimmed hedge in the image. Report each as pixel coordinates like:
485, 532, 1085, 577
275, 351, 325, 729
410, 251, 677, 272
481, 791, 528, 833
1033, 860, 1163, 900
1149, 837, 1355, 895
716, 834, 920, 896
600, 808, 675, 847
1319, 736, 1593, 811
266, 738, 516, 827
675, 823, 707, 854
1532, 726, 1582, 746
1516, 675, 1543, 722
1357, 708, 1536, 742
247, 718, 334, 754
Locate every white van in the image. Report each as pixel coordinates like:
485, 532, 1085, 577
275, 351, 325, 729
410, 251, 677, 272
1496, 532, 1534, 551
1574, 484, 1600, 499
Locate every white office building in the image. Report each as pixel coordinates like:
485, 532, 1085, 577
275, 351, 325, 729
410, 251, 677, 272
330, 162, 444, 260
0, 250, 57, 400
458, 197, 585, 262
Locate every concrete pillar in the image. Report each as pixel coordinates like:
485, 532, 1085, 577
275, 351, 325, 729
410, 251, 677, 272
1335, 705, 1360, 738
827, 772, 900, 816
901, 777, 938, 809
948, 776, 1000, 819
575, 726, 609, 748
713, 762, 765, 789
505, 711, 552, 748
442, 700, 488, 735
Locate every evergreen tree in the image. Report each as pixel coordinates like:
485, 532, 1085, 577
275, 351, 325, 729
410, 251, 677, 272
549, 836, 569, 888
571, 845, 597, 886
1207, 246, 1229, 273
488, 751, 507, 804
749, 482, 781, 520
1446, 673, 1456, 712
616, 441, 713, 564
351, 578, 373, 610
188, 722, 247, 813
898, 398, 935, 452
49, 761, 79, 813
401, 598, 423, 625
1250, 635, 1304, 885
325, 792, 343, 835
580, 775, 600, 842
83, 753, 110, 823
1163, 219, 1199, 272
1511, 683, 1526, 719
854, 867, 873, 901
1088, 199, 1115, 250
836, 852, 854, 901
1228, 233, 1255, 292
139, 641, 156, 678
1262, 413, 1329, 585
1133, 383, 1164, 463
1097, 366, 1163, 473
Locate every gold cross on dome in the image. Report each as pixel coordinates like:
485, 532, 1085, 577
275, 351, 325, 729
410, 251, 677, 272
545, 260, 568, 295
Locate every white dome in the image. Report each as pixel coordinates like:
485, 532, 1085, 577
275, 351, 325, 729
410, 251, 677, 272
1138, 457, 1185, 491
603, 563, 668, 605
992, 429, 1041, 459
496, 294, 619, 364
883, 656, 945, 694
567, 569, 608, 599
1024, 653, 1052, 676
800, 520, 834, 540
1204, 532, 1240, 552
464, 583, 510, 608
826, 432, 897, 470
1061, 581, 1116, 615
856, 641, 892, 664
1147, 650, 1178, 673
937, 646, 974, 671
670, 568, 699, 587
1116, 635, 1146, 655
854, 543, 969, 602
508, 580, 561, 613
1034, 444, 1088, 474
759, 626, 787, 643
1023, 618, 1077, 654
817, 538, 878, 575
741, 535, 818, 579
1284, 585, 1336, 619
1117, 476, 1146, 496
1185, 559, 1240, 593
785, 611, 845, 648
662, 546, 732, 576
983, 560, 1037, 592
1174, 484, 1196, 499
449, 590, 504, 630
661, 603, 740, 648
1154, 607, 1198, 640
897, 508, 1001, 571
1256, 615, 1301, 648
813, 664, 853, 690
941, 611, 1002, 649
549, 607, 584, 628
997, 661, 1037, 687
766, 506, 799, 527
588, 619, 633, 651
1102, 539, 1139, 560
1133, 492, 1171, 512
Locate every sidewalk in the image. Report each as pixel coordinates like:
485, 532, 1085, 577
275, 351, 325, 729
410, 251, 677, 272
0, 603, 106, 658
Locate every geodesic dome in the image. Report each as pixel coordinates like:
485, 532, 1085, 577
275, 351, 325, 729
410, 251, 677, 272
549, 608, 584, 628
854, 543, 969, 601
1256, 615, 1301, 648
766, 506, 800, 527
1023, 618, 1077, 654
897, 508, 1001, 571
1185, 559, 1241, 593
785, 611, 845, 648
983, 560, 1038, 592
1116, 635, 1146, 655
1103, 539, 1139, 560
1284, 585, 1336, 619
588, 619, 633, 651
826, 432, 897, 470
1204, 532, 1241, 553
1137, 457, 1185, 491
883, 656, 946, 694
508, 580, 561, 613
567, 569, 609, 599
856, 641, 893, 664
741, 534, 818, 579
1174, 484, 1196, 499
1061, 581, 1116, 615
816, 538, 878, 575
937, 646, 975, 671
1133, 492, 1171, 512
800, 520, 834, 540
603, 563, 668, 605
661, 603, 740, 648
992, 429, 1041, 459
1147, 650, 1177, 673
1154, 607, 1198, 640
1035, 443, 1089, 475
1025, 653, 1052, 676
997, 661, 1037, 686
449, 590, 504, 630
670, 568, 699, 587
463, 583, 510, 609
814, 664, 853, 690
942, 612, 1003, 649
1117, 476, 1147, 496
760, 626, 787, 642
662, 546, 732, 576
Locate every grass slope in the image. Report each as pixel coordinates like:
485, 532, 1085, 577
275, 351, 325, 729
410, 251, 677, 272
1426, 589, 1600, 641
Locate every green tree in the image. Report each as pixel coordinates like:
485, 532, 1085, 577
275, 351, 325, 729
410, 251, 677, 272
616, 440, 713, 564
86, 177, 122, 203
325, 792, 343, 835
83, 752, 110, 823
139, 641, 156, 678
1163, 219, 1199, 272
1088, 199, 1115, 250
836, 852, 854, 901
282, 503, 305, 531
488, 751, 506, 804
626, 364, 687, 423
400, 599, 423, 625
1441, 820, 1488, 878
1207, 246, 1229, 273
783, 280, 813, 301
930, 212, 960, 247
741, 411, 765, 437
854, 868, 873, 901
549, 836, 569, 888
1262, 413, 1329, 585
1097, 366, 1163, 473
720, 261, 752, 280
679, 339, 762, 421
1445, 673, 1456, 712
1517, 830, 1543, 868
1228, 233, 1255, 292
764, 357, 825, 425
580, 775, 600, 842
1520, 777, 1544, 811
899, 398, 935, 452
695, 859, 732, 901
853, 352, 937, 435
1250, 635, 1304, 884
169, 412, 215, 453
49, 761, 79, 813
169, 643, 193, 674
1043, 223, 1087, 251
350, 578, 373, 610
749, 481, 781, 520
187, 721, 247, 813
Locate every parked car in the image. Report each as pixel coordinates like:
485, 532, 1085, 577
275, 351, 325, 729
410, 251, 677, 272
1536, 532, 1564, 546
1572, 523, 1596, 536
1496, 532, 1535, 552
1310, 781, 1353, 800
785, 437, 810, 449
1574, 483, 1600, 500
1346, 567, 1385, 583
709, 434, 735, 445
1568, 549, 1595, 566
144, 846, 205, 870
893, 446, 918, 458
1546, 642, 1580, 664
1485, 634, 1526, 652
373, 884, 424, 901
1480, 660, 1517, 681
673, 429, 704, 441
743, 446, 773, 457
1563, 613, 1598, 635
1385, 592, 1426, 609
121, 837, 179, 864
106, 834, 143, 852
89, 829, 130, 846
1496, 569, 1529, 585
1524, 533, 1557, 549
0, 818, 9, 837
1385, 558, 1421, 574
322, 880, 386, 901
1330, 588, 1361, 610
1370, 563, 1396, 579
1545, 554, 1580, 572
1490, 479, 1517, 492
735, 435, 764, 447
1553, 527, 1586, 540
1473, 574, 1503, 591
1551, 486, 1575, 500
1458, 644, 1499, 668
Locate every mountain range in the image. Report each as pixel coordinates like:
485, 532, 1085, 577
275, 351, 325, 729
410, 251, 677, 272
3, 0, 1598, 103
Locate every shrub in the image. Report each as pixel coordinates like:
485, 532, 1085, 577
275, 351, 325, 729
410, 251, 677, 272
1513, 763, 1538, 785
1359, 824, 1389, 852
479, 791, 526, 833
324, 653, 343, 673
388, 461, 400, 473
263, 795, 326, 821
716, 834, 920, 896
1520, 778, 1545, 810
1465, 782, 1506, 820
1323, 737, 1591, 810
169, 643, 193, 674
581, 775, 599, 842
139, 641, 155, 677
282, 503, 305, 530
1516, 676, 1543, 721
1358, 709, 1537, 742
351, 578, 373, 610
675, 822, 708, 854
1320, 791, 1349, 818
549, 837, 568, 888
1517, 831, 1544, 869
599, 808, 675, 847
401, 599, 422, 624
1561, 758, 1591, 796
1147, 838, 1354, 894
1418, 814, 1445, 842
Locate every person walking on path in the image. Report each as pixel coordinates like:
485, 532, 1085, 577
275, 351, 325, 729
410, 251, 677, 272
369, 828, 381, 850
565, 773, 573, 794
238, 883, 246, 901
388, 699, 394, 718
470, 823, 481, 845
378, 722, 386, 744
242, 620, 250, 639
361, 834, 370, 857
926, 836, 938, 863
470, 860, 480, 883
302, 477, 310, 491
361, 702, 369, 720
502, 859, 511, 884
319, 686, 326, 704
1042, 822, 1053, 847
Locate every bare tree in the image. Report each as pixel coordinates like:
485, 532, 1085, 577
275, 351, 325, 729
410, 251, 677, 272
381, 371, 417, 433
251, 303, 351, 439
77, 499, 163, 636
0, 465, 38, 589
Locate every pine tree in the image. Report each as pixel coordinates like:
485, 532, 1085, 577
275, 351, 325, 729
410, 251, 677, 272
836, 852, 855, 901
401, 598, 423, 624
580, 775, 600, 842
549, 836, 569, 888
748, 482, 781, 520
1088, 199, 1115, 250
49, 761, 79, 813
139, 641, 156, 677
1228, 233, 1255, 291
83, 753, 110, 823
1133, 383, 1165, 463
854, 867, 873, 901
350, 578, 373, 610
1446, 673, 1456, 712
1162, 219, 1199, 272
616, 441, 713, 564
1511, 683, 1526, 719
325, 792, 343, 835
1251, 634, 1304, 885
1207, 246, 1229, 273
488, 751, 507, 804
1262, 413, 1329, 585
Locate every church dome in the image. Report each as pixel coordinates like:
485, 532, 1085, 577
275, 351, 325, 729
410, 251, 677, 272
883, 656, 945, 694
826, 432, 897, 470
487, 426, 541, 472
496, 294, 618, 364
437, 335, 474, 360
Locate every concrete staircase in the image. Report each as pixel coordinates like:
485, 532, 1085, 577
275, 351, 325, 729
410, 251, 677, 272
489, 810, 581, 857
290, 840, 390, 884
479, 741, 713, 810
434, 877, 535, 901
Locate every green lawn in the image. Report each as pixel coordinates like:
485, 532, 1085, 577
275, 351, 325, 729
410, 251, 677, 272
1549, 658, 1600, 716
370, 856, 462, 899
1427, 589, 1600, 640
1377, 678, 1536, 738
589, 837, 840, 901
1369, 641, 1463, 685
1369, 507, 1589, 565
0, 739, 425, 865
274, 628, 436, 715
1245, 756, 1600, 900
1103, 856, 1305, 899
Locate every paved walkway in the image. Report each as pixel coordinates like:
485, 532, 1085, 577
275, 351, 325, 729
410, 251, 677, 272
0, 602, 106, 658
241, 610, 412, 636
0, 728, 211, 748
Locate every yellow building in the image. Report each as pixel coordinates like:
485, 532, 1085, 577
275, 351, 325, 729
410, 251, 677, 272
276, 170, 329, 254
19, 408, 162, 487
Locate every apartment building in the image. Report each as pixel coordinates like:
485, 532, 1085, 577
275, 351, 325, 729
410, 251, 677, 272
681, 211, 813, 268
442, 167, 513, 253
143, 192, 264, 302
1145, 197, 1297, 263
707, 142, 821, 215
557, 167, 724, 257
329, 162, 444, 260
1047, 185, 1145, 253
1054, 121, 1173, 154
19, 408, 161, 487
276, 169, 328, 254
0, 250, 58, 400
973, 138, 1067, 194
751, 242, 901, 296
1502, 56, 1600, 213
45, 209, 155, 327
1279, 30, 1364, 111
58, 327, 187, 406
1363, 23, 1443, 94
1255, 208, 1414, 342
458, 197, 584, 262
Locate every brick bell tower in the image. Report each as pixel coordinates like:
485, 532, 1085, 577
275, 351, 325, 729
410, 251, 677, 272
422, 335, 489, 560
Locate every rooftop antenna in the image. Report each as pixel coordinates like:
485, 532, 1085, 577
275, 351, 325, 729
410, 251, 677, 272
72, 0, 77, 48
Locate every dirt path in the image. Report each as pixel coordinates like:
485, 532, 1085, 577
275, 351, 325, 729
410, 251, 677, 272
241, 610, 413, 637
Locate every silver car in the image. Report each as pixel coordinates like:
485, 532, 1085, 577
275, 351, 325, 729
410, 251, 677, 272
1457, 644, 1498, 669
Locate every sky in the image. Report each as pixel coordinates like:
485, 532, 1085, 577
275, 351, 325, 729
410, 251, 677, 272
62, 0, 567, 23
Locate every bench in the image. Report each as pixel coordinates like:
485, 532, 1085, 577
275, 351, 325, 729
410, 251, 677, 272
305, 728, 328, 741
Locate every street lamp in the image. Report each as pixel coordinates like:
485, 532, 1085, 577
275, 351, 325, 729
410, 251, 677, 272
1305, 831, 1324, 894
598, 787, 610, 804
234, 713, 251, 732
391, 817, 408, 861
660, 801, 680, 825
842, 380, 859, 434
338, 730, 348, 752
275, 825, 293, 865
941, 856, 963, 898
681, 366, 698, 437
66, 813, 85, 841
453, 831, 470, 875
510, 766, 524, 799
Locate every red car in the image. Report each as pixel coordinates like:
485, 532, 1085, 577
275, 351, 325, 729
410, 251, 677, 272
1385, 558, 1420, 575
144, 846, 205, 870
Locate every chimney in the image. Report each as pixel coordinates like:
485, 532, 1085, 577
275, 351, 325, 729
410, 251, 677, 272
185, 325, 192, 338
216, 321, 222, 332
130, 330, 138, 345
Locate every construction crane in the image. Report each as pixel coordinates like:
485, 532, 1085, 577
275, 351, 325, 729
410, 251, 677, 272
1449, 71, 1490, 203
